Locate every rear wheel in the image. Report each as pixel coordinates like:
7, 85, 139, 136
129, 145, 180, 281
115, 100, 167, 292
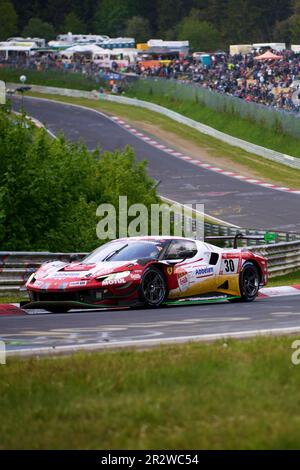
230, 261, 260, 302
139, 267, 167, 308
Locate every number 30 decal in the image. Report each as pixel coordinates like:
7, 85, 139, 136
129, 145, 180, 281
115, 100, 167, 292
221, 258, 239, 274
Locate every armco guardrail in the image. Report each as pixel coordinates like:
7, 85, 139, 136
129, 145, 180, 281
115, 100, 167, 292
7, 82, 300, 171
246, 240, 300, 277
1, 241, 300, 295
0, 251, 86, 295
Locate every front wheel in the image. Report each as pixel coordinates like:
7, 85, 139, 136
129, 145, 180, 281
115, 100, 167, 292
139, 267, 167, 308
230, 261, 260, 302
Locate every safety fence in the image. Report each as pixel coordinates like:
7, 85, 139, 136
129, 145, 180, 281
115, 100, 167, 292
128, 77, 300, 140
8, 82, 300, 170
1, 238, 300, 295
0, 252, 86, 296
246, 240, 300, 277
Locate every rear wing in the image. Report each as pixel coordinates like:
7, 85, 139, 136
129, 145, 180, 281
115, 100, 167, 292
205, 232, 269, 249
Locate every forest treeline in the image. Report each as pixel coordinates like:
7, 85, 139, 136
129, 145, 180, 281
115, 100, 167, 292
0, 1, 300, 51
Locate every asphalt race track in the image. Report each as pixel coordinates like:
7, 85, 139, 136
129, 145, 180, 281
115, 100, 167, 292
12, 96, 300, 231
1, 296, 300, 354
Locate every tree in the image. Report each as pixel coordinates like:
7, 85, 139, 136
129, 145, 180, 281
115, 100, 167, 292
22, 17, 55, 41
178, 12, 221, 51
222, 0, 262, 44
62, 12, 86, 34
0, 0, 18, 40
274, 18, 293, 42
125, 16, 151, 42
274, 0, 300, 43
0, 108, 159, 252
156, 0, 187, 37
94, 0, 129, 36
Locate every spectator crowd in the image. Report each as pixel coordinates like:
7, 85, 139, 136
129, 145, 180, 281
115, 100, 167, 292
2, 48, 300, 113
129, 50, 300, 113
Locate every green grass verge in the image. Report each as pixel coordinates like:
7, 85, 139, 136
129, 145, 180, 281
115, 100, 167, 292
0, 67, 100, 91
22, 92, 300, 190
126, 86, 300, 159
268, 270, 300, 287
1, 337, 300, 449
0, 294, 28, 303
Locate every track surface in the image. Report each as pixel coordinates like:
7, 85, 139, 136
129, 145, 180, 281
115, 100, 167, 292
1, 296, 300, 353
12, 96, 300, 231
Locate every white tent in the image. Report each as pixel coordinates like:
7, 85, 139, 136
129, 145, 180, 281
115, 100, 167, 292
62, 44, 107, 57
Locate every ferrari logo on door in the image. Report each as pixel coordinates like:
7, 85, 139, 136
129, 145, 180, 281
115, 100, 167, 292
167, 267, 173, 275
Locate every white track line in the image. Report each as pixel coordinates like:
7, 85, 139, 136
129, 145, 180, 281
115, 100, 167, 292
6, 325, 300, 357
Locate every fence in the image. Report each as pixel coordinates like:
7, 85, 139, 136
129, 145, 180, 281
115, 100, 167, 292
128, 77, 300, 140
1, 238, 300, 295
246, 240, 300, 277
0, 252, 86, 296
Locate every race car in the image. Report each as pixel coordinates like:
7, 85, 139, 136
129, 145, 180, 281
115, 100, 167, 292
25, 235, 268, 313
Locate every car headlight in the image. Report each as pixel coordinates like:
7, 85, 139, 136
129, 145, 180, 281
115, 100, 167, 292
105, 271, 131, 281
26, 273, 36, 284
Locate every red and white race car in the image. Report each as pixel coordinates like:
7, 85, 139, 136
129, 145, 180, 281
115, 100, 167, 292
25, 236, 268, 313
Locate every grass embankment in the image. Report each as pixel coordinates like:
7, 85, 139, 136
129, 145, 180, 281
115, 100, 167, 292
23, 92, 300, 190
126, 86, 300, 159
268, 270, 300, 287
1, 337, 300, 449
0, 67, 99, 91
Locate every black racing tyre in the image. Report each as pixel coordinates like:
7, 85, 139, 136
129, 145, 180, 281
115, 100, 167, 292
139, 267, 167, 308
230, 261, 260, 303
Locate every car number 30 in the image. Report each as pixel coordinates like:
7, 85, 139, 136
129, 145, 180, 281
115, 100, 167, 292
221, 258, 239, 274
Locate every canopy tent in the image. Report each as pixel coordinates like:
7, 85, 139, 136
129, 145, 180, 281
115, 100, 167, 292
62, 44, 107, 57
254, 51, 283, 60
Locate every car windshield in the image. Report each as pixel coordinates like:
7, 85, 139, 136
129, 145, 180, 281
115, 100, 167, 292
82, 240, 167, 264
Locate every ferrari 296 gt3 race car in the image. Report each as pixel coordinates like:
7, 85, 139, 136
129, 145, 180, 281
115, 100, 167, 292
24, 236, 268, 313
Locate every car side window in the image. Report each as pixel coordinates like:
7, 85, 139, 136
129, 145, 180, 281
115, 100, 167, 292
164, 240, 197, 260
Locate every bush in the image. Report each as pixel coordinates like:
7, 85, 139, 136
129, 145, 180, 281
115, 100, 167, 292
0, 108, 159, 252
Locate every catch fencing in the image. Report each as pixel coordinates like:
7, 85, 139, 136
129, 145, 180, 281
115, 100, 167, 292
128, 77, 300, 140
